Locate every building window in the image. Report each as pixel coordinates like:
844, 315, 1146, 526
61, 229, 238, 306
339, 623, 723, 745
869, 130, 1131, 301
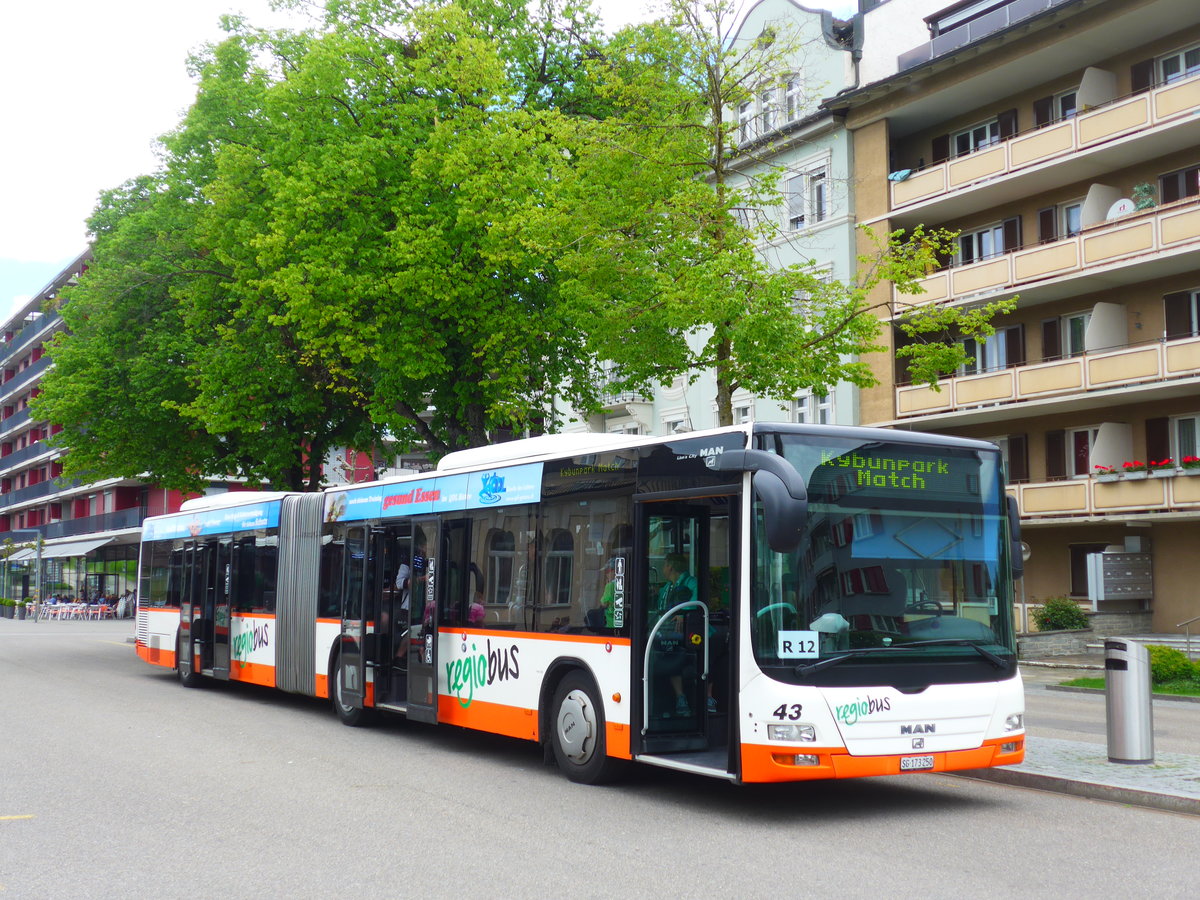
1034, 90, 1078, 127
960, 324, 1024, 375
1159, 165, 1200, 204
544, 529, 574, 606
783, 76, 802, 121
733, 405, 752, 425
759, 86, 776, 133
737, 100, 754, 144
961, 216, 1020, 264
1164, 289, 1200, 339
1174, 414, 1200, 461
793, 392, 832, 425
785, 165, 829, 230
1060, 203, 1082, 238
1160, 45, 1200, 84
953, 118, 1001, 157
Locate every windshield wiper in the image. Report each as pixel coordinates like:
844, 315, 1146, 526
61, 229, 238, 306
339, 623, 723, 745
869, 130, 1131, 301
793, 639, 1010, 676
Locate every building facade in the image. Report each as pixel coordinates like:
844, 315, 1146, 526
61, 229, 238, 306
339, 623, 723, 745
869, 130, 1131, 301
835, 0, 1200, 631
570, 0, 862, 437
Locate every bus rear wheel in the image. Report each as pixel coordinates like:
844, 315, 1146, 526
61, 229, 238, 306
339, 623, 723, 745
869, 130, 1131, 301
550, 672, 621, 785
177, 635, 202, 688
332, 655, 367, 727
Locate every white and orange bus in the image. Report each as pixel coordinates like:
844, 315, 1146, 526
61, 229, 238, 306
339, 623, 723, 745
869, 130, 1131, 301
135, 424, 1025, 784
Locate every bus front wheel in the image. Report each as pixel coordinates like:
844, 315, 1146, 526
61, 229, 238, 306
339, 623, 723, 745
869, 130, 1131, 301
550, 672, 621, 785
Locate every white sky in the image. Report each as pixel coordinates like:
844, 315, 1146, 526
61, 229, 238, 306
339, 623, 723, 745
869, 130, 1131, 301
0, 0, 856, 314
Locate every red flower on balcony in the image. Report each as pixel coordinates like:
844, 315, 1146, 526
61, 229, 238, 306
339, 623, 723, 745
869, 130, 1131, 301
1121, 460, 1147, 472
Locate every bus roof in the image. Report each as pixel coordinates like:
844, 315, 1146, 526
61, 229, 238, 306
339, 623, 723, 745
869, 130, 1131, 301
178, 491, 293, 512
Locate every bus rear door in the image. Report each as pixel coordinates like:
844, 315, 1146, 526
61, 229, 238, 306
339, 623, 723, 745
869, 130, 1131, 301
405, 519, 440, 723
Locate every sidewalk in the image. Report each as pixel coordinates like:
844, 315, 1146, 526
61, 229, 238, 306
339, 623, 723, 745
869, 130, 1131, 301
957, 647, 1200, 816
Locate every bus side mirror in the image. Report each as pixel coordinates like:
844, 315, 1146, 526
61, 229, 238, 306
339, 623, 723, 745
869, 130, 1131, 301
1006, 494, 1023, 579
708, 450, 808, 554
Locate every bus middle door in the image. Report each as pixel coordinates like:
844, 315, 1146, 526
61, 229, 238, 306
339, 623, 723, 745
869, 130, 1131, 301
337, 526, 369, 713
405, 519, 440, 723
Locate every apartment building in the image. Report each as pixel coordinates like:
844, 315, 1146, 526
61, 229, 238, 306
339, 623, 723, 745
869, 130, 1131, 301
833, 0, 1200, 631
572, 0, 861, 436
0, 254, 221, 601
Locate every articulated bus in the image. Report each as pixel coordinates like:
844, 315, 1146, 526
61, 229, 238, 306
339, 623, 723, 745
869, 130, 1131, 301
135, 424, 1025, 784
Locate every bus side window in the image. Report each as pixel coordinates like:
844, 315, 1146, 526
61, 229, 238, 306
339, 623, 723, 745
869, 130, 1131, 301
318, 535, 345, 619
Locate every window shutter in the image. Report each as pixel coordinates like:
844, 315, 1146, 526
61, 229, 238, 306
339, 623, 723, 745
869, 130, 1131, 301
997, 108, 1018, 139
1045, 430, 1066, 480
1038, 207, 1057, 244
1041, 318, 1062, 361
1002, 216, 1023, 252
1008, 434, 1029, 483
1146, 417, 1171, 463
1164, 291, 1193, 339
1131, 58, 1154, 93
1005, 324, 1026, 368
931, 134, 950, 164
1188, 166, 1200, 199
1033, 96, 1054, 128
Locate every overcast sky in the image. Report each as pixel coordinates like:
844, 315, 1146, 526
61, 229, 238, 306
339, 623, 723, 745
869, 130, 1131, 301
0, 0, 856, 315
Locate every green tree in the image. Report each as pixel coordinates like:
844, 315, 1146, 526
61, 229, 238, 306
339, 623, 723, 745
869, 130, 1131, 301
537, 0, 1012, 425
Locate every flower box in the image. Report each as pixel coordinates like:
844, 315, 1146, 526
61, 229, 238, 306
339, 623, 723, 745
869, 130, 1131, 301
1123, 471, 1149, 480
1095, 473, 1120, 483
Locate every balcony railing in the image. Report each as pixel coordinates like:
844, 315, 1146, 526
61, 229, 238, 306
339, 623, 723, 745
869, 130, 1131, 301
897, 0, 1074, 73
0, 312, 60, 368
896, 336, 1200, 418
38, 507, 146, 540
0, 478, 83, 510
1010, 469, 1200, 519
0, 441, 54, 473
891, 73, 1200, 211
901, 196, 1200, 305
0, 356, 51, 400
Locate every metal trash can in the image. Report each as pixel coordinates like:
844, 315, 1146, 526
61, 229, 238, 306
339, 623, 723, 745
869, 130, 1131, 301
1104, 639, 1154, 764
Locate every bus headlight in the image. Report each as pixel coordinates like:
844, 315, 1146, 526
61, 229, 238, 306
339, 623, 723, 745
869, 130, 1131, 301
1004, 714, 1023, 732
768, 723, 816, 742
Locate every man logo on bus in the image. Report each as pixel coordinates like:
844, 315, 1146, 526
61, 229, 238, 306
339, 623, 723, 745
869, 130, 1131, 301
479, 472, 506, 505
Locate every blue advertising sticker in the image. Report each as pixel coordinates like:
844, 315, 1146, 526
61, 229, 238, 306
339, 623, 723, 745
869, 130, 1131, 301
142, 501, 282, 541
324, 463, 544, 524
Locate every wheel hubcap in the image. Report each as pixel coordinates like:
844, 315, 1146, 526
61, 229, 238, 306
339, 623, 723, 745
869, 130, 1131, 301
557, 689, 596, 764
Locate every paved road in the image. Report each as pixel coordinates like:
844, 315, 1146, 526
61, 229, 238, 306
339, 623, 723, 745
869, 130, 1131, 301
3, 619, 1199, 898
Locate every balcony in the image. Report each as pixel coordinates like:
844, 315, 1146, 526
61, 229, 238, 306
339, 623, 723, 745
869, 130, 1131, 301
1010, 470, 1200, 521
889, 74, 1200, 224
0, 311, 60, 368
901, 196, 1200, 308
896, 336, 1200, 422
38, 507, 146, 540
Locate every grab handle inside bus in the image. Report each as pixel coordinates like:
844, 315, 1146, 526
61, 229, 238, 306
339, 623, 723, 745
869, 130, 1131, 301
708, 449, 807, 554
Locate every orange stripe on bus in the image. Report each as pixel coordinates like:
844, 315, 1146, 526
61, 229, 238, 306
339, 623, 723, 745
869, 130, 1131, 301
228, 660, 276, 688
136, 643, 177, 669
438, 696, 540, 742
443, 628, 631, 647
738, 736, 1025, 783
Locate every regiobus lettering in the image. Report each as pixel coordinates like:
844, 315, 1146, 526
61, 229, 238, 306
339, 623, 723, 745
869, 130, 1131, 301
134, 425, 1024, 785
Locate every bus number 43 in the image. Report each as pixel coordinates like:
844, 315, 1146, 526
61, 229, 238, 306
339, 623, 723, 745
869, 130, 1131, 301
773, 704, 803, 720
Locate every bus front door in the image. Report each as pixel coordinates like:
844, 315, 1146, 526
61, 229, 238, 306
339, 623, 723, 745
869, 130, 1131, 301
636, 497, 736, 763
405, 519, 440, 723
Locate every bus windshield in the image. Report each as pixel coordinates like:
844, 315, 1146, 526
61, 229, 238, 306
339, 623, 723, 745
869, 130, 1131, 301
751, 433, 1016, 685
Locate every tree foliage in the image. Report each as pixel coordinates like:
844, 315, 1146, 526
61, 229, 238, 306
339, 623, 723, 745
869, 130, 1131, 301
37, 0, 1011, 490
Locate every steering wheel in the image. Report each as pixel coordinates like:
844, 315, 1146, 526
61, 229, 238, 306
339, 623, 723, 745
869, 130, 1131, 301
906, 599, 944, 616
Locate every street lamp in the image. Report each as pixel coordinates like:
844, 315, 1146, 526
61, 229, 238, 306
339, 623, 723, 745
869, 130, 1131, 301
6, 529, 44, 622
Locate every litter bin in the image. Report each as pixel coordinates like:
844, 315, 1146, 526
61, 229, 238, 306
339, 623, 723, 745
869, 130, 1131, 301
1104, 639, 1154, 764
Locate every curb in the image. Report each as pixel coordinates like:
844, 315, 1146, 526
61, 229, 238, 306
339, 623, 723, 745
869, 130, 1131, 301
954, 766, 1200, 817
1044, 684, 1200, 704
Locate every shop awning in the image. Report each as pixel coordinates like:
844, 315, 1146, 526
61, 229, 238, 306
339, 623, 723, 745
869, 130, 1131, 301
7, 537, 114, 561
